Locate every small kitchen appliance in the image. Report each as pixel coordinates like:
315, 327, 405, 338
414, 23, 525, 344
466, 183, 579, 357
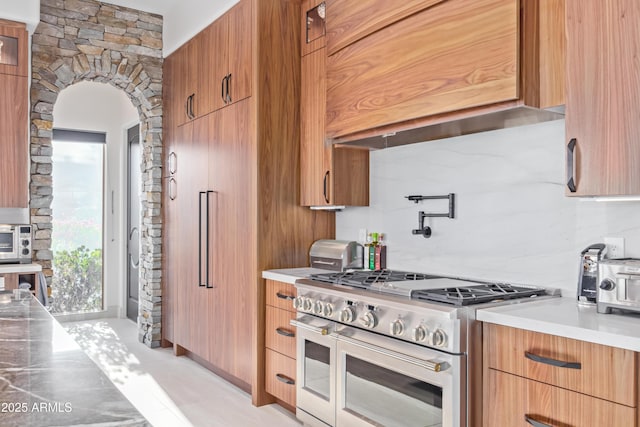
577, 243, 607, 305
597, 258, 640, 314
0, 224, 32, 264
308, 239, 363, 271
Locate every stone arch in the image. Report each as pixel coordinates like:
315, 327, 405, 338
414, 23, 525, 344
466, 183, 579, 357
31, 0, 163, 347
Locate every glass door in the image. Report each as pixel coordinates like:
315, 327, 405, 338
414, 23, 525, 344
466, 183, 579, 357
336, 333, 463, 427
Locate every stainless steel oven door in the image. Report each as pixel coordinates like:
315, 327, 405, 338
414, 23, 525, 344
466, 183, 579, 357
335, 327, 464, 427
292, 315, 337, 427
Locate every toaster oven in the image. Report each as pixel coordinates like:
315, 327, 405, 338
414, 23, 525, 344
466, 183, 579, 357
0, 224, 32, 264
597, 259, 640, 314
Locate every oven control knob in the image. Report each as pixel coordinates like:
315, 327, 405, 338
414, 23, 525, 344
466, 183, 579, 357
390, 319, 405, 336
359, 311, 378, 329
340, 306, 356, 323
600, 278, 616, 291
313, 301, 324, 315
412, 326, 428, 342
292, 297, 303, 310
303, 298, 313, 312
323, 303, 334, 317
432, 329, 448, 348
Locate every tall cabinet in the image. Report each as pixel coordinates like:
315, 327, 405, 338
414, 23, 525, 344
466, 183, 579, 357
0, 20, 28, 208
162, 0, 335, 402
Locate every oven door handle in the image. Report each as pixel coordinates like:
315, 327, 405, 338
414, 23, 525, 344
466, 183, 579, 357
336, 333, 446, 373
290, 319, 330, 336
616, 273, 640, 280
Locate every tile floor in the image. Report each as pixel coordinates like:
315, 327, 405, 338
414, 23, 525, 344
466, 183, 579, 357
62, 318, 301, 427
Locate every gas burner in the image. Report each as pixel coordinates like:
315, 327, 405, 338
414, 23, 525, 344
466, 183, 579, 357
412, 283, 547, 306
308, 269, 439, 289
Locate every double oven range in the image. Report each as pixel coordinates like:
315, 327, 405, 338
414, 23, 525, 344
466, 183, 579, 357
292, 270, 554, 427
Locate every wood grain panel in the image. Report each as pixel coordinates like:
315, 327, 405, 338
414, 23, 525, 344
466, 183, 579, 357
566, 0, 640, 196
326, 0, 519, 139
198, 18, 228, 115
485, 370, 636, 427
485, 324, 637, 406
522, 0, 566, 109
301, 0, 326, 56
300, 47, 331, 206
265, 280, 296, 312
333, 147, 369, 206
265, 349, 296, 407
265, 306, 296, 359
228, 0, 252, 104
0, 273, 18, 291
176, 39, 198, 126
0, 20, 28, 77
253, 0, 335, 407
0, 74, 28, 207
325, 0, 444, 56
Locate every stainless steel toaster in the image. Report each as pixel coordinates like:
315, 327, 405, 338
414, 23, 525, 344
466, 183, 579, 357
597, 258, 640, 314
309, 240, 363, 271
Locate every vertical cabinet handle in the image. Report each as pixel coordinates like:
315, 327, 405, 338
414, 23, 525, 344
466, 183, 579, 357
226, 73, 232, 103
168, 177, 177, 201
185, 96, 190, 120
323, 171, 330, 204
168, 152, 177, 175
221, 76, 228, 104
275, 374, 295, 385
198, 191, 206, 287
205, 190, 215, 288
524, 352, 581, 369
566, 138, 577, 193
525, 415, 552, 427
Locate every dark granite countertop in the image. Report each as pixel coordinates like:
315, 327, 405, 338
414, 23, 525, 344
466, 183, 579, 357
0, 290, 149, 426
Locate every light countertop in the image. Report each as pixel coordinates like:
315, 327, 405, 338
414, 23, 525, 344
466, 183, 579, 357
0, 291, 148, 426
477, 296, 640, 351
262, 267, 333, 284
0, 263, 42, 274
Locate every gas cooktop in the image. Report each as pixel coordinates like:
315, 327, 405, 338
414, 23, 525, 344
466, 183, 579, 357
307, 269, 547, 306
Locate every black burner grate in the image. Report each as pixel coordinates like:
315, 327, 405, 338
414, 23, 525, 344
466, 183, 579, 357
412, 283, 547, 306
309, 269, 437, 289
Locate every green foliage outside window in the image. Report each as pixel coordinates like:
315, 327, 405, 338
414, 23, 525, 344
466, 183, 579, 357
50, 246, 103, 314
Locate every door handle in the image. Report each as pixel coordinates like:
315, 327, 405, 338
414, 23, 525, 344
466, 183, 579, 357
525, 415, 552, 427
275, 374, 295, 385
198, 191, 206, 287
205, 190, 216, 289
128, 227, 139, 268
290, 319, 329, 335
225, 73, 232, 103
185, 96, 190, 120
323, 171, 330, 204
168, 177, 177, 201
221, 76, 227, 104
276, 327, 295, 338
524, 352, 581, 369
276, 292, 295, 301
168, 151, 177, 175
566, 138, 577, 193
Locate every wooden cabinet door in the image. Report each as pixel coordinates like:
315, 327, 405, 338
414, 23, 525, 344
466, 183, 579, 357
174, 42, 196, 127
227, 0, 252, 105
0, 21, 28, 77
300, 47, 332, 206
326, 0, 519, 139
198, 18, 228, 115
565, 0, 640, 196
485, 370, 636, 427
207, 100, 254, 385
0, 73, 27, 207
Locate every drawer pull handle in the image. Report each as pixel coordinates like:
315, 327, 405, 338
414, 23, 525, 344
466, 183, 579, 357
525, 352, 581, 370
276, 292, 295, 301
525, 415, 552, 427
276, 374, 295, 385
276, 327, 295, 338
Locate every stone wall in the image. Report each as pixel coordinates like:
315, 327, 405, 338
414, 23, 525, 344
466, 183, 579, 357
31, 0, 164, 347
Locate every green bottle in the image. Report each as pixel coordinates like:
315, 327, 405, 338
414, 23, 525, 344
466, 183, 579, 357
369, 232, 378, 270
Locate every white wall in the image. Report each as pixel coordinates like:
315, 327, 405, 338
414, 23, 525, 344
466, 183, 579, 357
52, 81, 139, 316
0, 0, 39, 32
336, 120, 640, 296
162, 0, 238, 56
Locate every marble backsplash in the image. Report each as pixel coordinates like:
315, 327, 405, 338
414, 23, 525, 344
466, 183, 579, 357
336, 120, 640, 295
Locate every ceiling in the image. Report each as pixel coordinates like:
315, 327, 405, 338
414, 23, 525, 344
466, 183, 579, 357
96, 0, 174, 16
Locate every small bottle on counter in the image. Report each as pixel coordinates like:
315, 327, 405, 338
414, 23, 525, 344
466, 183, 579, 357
369, 232, 379, 270
375, 233, 387, 270
363, 233, 372, 270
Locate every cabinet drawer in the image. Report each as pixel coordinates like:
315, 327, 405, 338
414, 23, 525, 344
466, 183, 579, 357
265, 349, 296, 407
266, 280, 296, 312
485, 370, 635, 427
265, 306, 297, 358
485, 324, 637, 406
